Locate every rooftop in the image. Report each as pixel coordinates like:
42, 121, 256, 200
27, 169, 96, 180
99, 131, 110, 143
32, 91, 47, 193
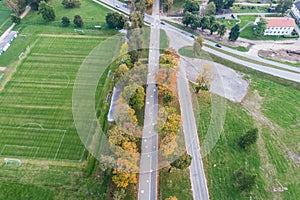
295, 1, 300, 10
265, 17, 296, 27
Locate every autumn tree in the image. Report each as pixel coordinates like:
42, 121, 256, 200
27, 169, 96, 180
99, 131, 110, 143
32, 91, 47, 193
170, 152, 192, 170
165, 196, 178, 200
121, 83, 145, 111
115, 64, 129, 81
114, 101, 138, 125
238, 128, 258, 149
193, 35, 204, 57
113, 189, 126, 200
158, 84, 175, 105
112, 170, 137, 188
205, 2, 216, 16
195, 64, 212, 92
160, 48, 180, 68
160, 132, 177, 157
38, 1, 55, 22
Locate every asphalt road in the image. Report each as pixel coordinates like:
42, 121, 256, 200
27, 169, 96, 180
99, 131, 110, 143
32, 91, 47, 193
177, 60, 210, 200
138, 0, 160, 199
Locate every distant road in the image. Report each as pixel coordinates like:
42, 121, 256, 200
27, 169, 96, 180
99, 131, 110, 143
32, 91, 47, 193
177, 60, 210, 200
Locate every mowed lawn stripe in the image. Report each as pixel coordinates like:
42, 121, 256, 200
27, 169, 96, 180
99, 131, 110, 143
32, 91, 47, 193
0, 36, 107, 160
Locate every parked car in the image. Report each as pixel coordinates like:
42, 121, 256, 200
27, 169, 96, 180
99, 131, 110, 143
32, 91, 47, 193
190, 34, 195, 38
160, 21, 165, 25
215, 44, 222, 48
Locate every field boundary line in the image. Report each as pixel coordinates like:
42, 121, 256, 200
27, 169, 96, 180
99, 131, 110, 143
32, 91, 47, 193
54, 130, 67, 160
38, 34, 108, 39
0, 125, 67, 133
1, 144, 40, 158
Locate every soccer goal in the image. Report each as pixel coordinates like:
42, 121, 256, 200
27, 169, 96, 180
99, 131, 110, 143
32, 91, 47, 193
4, 158, 22, 167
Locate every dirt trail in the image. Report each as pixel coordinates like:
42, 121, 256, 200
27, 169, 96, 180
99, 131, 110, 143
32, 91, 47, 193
242, 90, 282, 199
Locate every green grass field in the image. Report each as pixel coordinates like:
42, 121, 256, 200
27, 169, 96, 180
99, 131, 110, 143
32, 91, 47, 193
0, 1, 12, 34
179, 46, 300, 199
0, 36, 111, 160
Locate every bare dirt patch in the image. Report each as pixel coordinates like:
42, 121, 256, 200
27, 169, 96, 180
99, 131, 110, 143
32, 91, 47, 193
0, 67, 7, 71
258, 49, 300, 63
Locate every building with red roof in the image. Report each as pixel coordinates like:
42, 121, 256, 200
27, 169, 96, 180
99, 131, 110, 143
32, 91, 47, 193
263, 17, 296, 36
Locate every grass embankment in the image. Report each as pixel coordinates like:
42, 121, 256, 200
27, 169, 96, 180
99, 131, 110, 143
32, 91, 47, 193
179, 46, 300, 199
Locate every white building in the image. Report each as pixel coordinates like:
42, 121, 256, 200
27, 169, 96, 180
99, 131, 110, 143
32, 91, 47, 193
291, 1, 300, 22
264, 18, 296, 36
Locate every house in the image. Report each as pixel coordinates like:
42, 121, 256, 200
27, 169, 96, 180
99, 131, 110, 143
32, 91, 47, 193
291, 1, 300, 22
263, 17, 296, 36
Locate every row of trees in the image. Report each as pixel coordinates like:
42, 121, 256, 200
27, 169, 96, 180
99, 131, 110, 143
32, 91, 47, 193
61, 15, 83, 27
182, 14, 227, 37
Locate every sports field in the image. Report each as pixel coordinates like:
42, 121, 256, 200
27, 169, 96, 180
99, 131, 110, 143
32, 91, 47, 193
0, 1, 11, 33
0, 36, 117, 161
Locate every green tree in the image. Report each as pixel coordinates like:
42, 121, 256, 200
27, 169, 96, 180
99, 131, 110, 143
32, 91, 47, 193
170, 152, 192, 170
209, 21, 219, 35
253, 18, 267, 37
191, 15, 201, 30
61, 16, 70, 26
205, 2, 216, 16
182, 11, 195, 27
193, 35, 204, 57
234, 168, 256, 192
165, 196, 178, 200
209, 0, 235, 12
106, 12, 127, 29
10, 13, 21, 24
200, 16, 209, 30
217, 23, 227, 37
73, 14, 83, 27
38, 1, 55, 22
184, 0, 200, 14
17, 0, 26, 13
62, 0, 81, 8
238, 128, 258, 149
229, 24, 240, 41
275, 0, 293, 15
121, 84, 145, 111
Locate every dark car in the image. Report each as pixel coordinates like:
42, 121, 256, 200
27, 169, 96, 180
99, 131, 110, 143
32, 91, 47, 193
215, 44, 222, 48
160, 21, 165, 25
190, 34, 195, 38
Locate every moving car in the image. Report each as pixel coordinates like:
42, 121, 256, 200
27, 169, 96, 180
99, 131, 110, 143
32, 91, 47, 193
215, 44, 222, 48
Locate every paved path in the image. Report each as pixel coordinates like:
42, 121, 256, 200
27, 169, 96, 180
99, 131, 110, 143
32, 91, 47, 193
177, 60, 210, 200
138, 0, 160, 199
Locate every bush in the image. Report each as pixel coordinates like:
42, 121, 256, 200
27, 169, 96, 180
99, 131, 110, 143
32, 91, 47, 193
61, 16, 70, 26
62, 0, 81, 8
73, 14, 83, 27
238, 128, 258, 148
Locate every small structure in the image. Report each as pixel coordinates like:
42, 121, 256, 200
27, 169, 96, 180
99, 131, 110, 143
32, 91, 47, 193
107, 87, 122, 122
0, 31, 18, 55
4, 158, 22, 167
263, 17, 296, 36
291, 1, 300, 22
